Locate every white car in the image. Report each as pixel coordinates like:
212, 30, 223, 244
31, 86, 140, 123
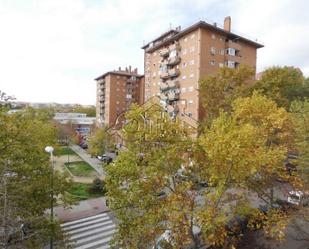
287, 190, 309, 206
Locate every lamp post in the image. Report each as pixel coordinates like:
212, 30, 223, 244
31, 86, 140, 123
45, 146, 54, 249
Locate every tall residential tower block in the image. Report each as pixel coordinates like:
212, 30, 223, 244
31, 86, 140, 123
142, 17, 263, 123
95, 66, 144, 127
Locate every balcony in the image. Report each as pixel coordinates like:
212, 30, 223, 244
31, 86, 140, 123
160, 93, 168, 101
226, 40, 241, 51
160, 47, 169, 57
167, 91, 180, 102
160, 71, 170, 80
168, 68, 180, 78
167, 56, 181, 66
168, 80, 180, 89
160, 83, 169, 92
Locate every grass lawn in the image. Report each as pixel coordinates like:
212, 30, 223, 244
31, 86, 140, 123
65, 161, 97, 177
66, 182, 104, 201
56, 146, 78, 156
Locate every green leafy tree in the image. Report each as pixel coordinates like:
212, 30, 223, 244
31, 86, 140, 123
290, 99, 309, 186
0, 107, 71, 248
198, 92, 301, 246
88, 127, 114, 156
106, 95, 304, 249
88, 178, 106, 194
254, 66, 308, 109
199, 65, 254, 124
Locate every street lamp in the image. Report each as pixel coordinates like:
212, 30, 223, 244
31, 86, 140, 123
45, 146, 54, 249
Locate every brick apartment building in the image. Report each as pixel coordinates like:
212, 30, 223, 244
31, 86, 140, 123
142, 16, 263, 125
95, 66, 144, 127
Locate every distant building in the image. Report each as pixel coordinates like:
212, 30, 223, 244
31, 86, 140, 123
95, 66, 144, 127
53, 112, 96, 136
142, 16, 263, 125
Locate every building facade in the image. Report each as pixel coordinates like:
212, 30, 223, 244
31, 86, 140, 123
95, 66, 144, 127
142, 17, 263, 124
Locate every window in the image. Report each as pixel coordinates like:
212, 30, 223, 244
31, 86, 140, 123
189, 60, 194, 65
190, 74, 194, 78
211, 34, 216, 39
225, 61, 235, 68
117, 76, 120, 79
181, 87, 186, 93
182, 75, 187, 80
188, 86, 194, 92
210, 47, 216, 55
188, 100, 193, 104
219, 63, 224, 68
182, 49, 187, 55
190, 46, 195, 53
116, 101, 120, 104
188, 112, 193, 117
226, 48, 236, 56
152, 72, 156, 78
210, 60, 215, 66
182, 62, 187, 68
184, 37, 188, 42
220, 49, 225, 55
181, 100, 186, 105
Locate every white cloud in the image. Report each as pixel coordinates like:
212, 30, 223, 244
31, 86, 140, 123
0, 0, 308, 104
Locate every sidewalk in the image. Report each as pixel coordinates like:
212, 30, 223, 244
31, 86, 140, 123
54, 197, 109, 222
70, 144, 106, 176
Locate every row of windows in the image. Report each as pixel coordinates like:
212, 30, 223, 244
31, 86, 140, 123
210, 47, 238, 56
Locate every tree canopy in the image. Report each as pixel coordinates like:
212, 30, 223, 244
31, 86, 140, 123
105, 94, 302, 248
253, 66, 309, 108
0, 107, 70, 248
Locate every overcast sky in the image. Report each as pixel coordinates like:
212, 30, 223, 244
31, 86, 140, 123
0, 0, 308, 105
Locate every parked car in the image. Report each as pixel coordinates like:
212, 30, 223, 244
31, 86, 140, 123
97, 152, 116, 164
287, 190, 309, 206
79, 142, 88, 149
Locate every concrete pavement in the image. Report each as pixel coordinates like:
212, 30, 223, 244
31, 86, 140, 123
70, 145, 106, 177
54, 197, 109, 222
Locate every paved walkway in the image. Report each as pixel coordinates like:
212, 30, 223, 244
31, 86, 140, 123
70, 145, 106, 177
55, 197, 109, 222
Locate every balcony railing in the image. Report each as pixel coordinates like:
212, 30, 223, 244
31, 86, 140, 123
167, 56, 181, 66
160, 71, 170, 80
168, 80, 180, 89
160, 47, 169, 57
160, 83, 169, 92
168, 68, 180, 78
167, 91, 180, 101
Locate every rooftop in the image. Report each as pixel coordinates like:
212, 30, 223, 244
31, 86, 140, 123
142, 17, 264, 52
95, 66, 144, 81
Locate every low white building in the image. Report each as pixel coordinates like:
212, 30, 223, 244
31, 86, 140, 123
53, 113, 96, 125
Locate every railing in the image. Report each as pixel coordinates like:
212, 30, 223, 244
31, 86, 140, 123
167, 56, 181, 66
160, 48, 169, 57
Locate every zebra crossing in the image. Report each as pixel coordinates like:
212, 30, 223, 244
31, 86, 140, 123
61, 212, 116, 249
